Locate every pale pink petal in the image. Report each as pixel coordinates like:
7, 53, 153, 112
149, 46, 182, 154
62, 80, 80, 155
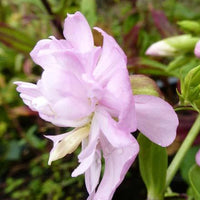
14, 81, 40, 97
94, 27, 126, 62
92, 135, 139, 200
32, 48, 84, 75
41, 113, 90, 128
72, 113, 100, 176
196, 149, 200, 166
53, 96, 92, 121
49, 50, 84, 74
194, 40, 200, 58
100, 68, 136, 132
39, 68, 87, 103
93, 28, 127, 85
77, 47, 101, 74
96, 108, 134, 147
134, 95, 178, 147
63, 11, 94, 53
85, 148, 101, 194
30, 37, 72, 69
14, 81, 51, 114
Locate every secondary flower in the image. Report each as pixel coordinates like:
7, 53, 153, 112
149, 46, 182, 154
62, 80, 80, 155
196, 149, 200, 166
194, 40, 200, 58
15, 11, 178, 200
146, 40, 176, 56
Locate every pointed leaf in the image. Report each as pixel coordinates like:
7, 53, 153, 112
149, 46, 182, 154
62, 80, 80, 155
138, 134, 167, 200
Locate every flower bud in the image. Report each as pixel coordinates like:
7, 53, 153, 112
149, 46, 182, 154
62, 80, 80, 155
146, 35, 199, 57
130, 75, 163, 97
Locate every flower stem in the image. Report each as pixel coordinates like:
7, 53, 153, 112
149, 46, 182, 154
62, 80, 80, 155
165, 114, 200, 189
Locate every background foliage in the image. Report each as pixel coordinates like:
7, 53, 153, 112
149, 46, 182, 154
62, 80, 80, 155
1, 0, 200, 199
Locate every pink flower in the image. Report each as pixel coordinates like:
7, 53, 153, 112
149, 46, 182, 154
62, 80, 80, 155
15, 12, 178, 200
196, 149, 200, 166
194, 40, 200, 58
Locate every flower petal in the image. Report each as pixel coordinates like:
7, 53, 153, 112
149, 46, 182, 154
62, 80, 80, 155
96, 108, 135, 148
72, 112, 100, 176
92, 135, 139, 200
194, 40, 200, 58
46, 126, 90, 165
100, 68, 136, 132
85, 148, 101, 195
30, 37, 72, 69
39, 68, 87, 103
196, 149, 200, 166
53, 96, 92, 121
63, 11, 94, 53
134, 95, 178, 147
93, 27, 127, 85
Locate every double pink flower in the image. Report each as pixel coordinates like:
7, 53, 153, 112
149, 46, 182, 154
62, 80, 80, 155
15, 12, 178, 200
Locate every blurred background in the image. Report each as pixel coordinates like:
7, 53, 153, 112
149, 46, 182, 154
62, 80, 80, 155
1, 0, 200, 199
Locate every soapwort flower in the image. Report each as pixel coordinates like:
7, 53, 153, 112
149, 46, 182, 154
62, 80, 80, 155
196, 149, 200, 166
15, 12, 178, 200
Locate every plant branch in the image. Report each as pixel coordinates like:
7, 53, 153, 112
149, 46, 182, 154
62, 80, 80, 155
165, 114, 200, 189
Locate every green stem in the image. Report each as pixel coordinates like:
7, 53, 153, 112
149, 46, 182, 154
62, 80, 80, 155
165, 114, 200, 189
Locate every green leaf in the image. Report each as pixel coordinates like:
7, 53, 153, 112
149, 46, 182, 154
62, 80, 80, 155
178, 20, 200, 34
181, 65, 200, 111
138, 134, 167, 200
167, 55, 191, 72
189, 164, 200, 200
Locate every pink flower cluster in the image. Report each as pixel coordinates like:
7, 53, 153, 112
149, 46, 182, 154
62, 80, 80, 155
15, 12, 178, 200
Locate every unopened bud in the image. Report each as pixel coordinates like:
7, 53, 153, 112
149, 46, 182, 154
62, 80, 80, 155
130, 75, 163, 97
146, 35, 199, 57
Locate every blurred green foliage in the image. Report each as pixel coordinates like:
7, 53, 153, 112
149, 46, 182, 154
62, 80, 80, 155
1, 0, 200, 199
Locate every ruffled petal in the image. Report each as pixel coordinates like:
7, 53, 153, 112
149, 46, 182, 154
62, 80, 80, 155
39, 68, 87, 103
93, 28, 127, 85
100, 68, 136, 132
63, 11, 94, 53
53, 96, 92, 121
92, 135, 139, 200
196, 149, 200, 166
96, 108, 134, 147
72, 113, 100, 176
85, 148, 101, 195
134, 95, 178, 147
30, 37, 72, 69
14, 81, 52, 115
